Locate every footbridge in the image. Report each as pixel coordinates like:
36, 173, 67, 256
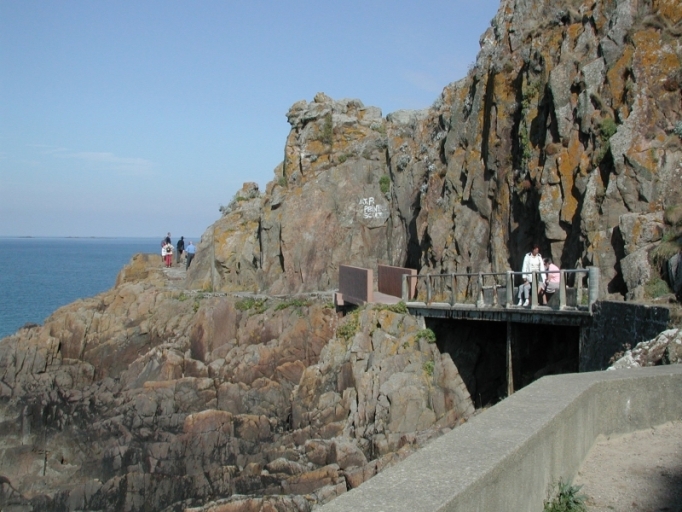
336, 264, 601, 397
336, 264, 600, 325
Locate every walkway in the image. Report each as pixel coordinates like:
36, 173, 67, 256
575, 421, 682, 511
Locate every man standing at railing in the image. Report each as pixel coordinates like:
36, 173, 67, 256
518, 244, 545, 306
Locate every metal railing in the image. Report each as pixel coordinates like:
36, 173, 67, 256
401, 267, 600, 311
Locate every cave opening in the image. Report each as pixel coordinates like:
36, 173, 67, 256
426, 318, 580, 409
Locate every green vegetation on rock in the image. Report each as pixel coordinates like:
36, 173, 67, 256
600, 117, 618, 140
543, 480, 587, 512
379, 175, 391, 194
320, 113, 333, 145
235, 297, 268, 314
338, 310, 360, 340
275, 298, 311, 311
376, 301, 407, 314
416, 328, 436, 344
645, 276, 670, 299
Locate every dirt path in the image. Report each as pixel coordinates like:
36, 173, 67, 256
573, 421, 682, 512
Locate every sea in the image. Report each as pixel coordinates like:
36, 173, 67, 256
0, 237, 179, 340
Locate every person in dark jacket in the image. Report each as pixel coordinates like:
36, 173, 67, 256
176, 236, 185, 264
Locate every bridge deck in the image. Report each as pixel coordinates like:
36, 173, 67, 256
406, 302, 592, 326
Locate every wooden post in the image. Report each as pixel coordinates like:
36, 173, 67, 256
559, 270, 566, 309
426, 276, 432, 304
402, 275, 407, 302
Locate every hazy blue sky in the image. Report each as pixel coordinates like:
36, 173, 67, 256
0, 1, 500, 238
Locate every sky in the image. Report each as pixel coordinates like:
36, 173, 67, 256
0, 0, 500, 238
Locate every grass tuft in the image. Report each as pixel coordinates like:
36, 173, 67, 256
275, 298, 311, 311
379, 175, 391, 195
338, 310, 360, 340
376, 301, 408, 314
235, 297, 268, 314
416, 328, 436, 344
543, 480, 587, 512
645, 276, 670, 298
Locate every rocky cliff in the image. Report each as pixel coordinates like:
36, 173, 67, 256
2, 0, 682, 510
187, 0, 682, 301
0, 255, 472, 510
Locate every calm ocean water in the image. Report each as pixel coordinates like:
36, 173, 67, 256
0, 237, 168, 340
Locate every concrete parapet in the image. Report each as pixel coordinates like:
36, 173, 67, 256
318, 366, 682, 512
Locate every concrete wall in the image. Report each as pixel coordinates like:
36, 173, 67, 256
581, 301, 670, 371
318, 366, 682, 512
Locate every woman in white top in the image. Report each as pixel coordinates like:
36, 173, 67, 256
518, 244, 545, 306
163, 243, 174, 268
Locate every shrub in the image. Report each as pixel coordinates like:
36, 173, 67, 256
375, 302, 408, 314
338, 154, 348, 163
320, 113, 333, 145
600, 118, 618, 140
652, 237, 682, 269
235, 297, 268, 314
416, 328, 436, 344
379, 175, 391, 194
519, 125, 532, 165
423, 360, 435, 376
645, 276, 670, 298
275, 298, 311, 311
543, 480, 587, 512
338, 310, 360, 340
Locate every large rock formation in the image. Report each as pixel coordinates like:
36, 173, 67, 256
0, 257, 472, 510
187, 0, 682, 300
609, 327, 682, 368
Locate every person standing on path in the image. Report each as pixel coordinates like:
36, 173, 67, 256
176, 236, 185, 264
163, 242, 174, 268
185, 241, 196, 270
517, 244, 545, 306
165, 232, 172, 245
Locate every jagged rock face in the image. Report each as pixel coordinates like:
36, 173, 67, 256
0, 259, 472, 510
609, 327, 682, 368
189, 0, 682, 299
